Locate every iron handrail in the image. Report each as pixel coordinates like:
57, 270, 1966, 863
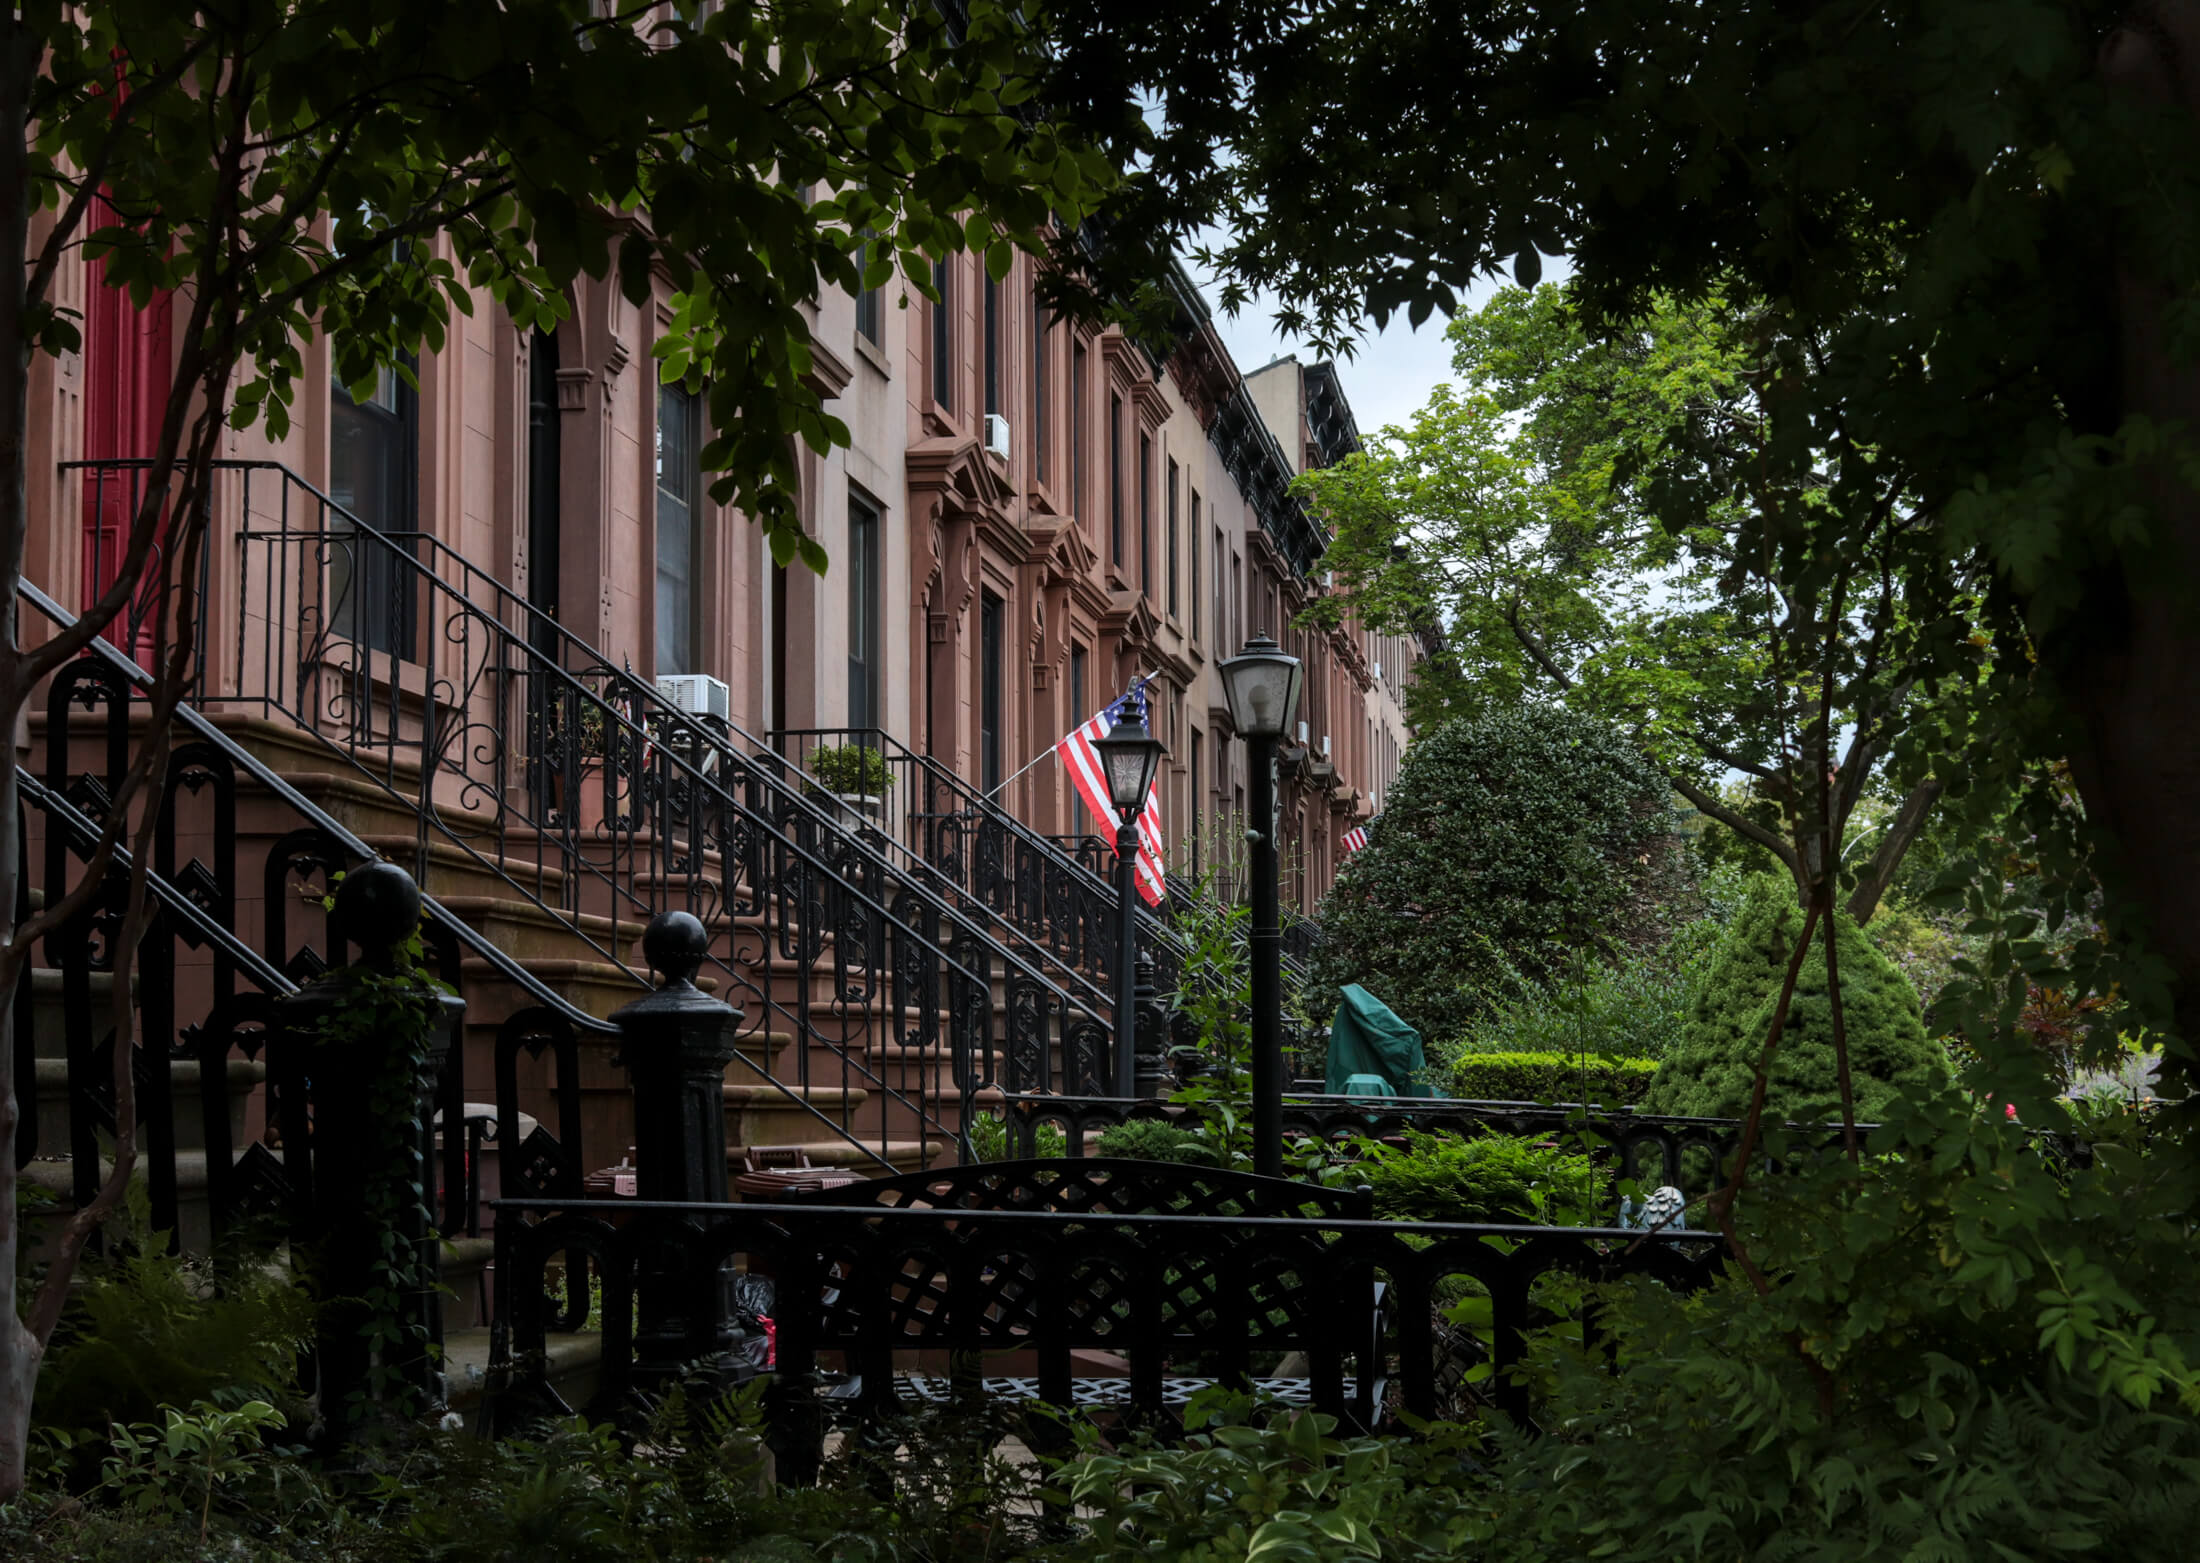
188, 457, 1108, 1021
21, 578, 611, 1034
779, 726, 1185, 977
18, 766, 297, 997
65, 458, 1124, 1161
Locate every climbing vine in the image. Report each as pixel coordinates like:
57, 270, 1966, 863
299, 893, 452, 1420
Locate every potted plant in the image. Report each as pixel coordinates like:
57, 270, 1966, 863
805, 741, 893, 822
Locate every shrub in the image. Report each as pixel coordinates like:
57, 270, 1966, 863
1310, 708, 1682, 1043
1446, 943, 1708, 1062
1445, 1051, 1660, 1105
1644, 874, 1946, 1123
32, 1200, 315, 1444
805, 741, 892, 796
965, 1110, 1066, 1161
1355, 1131, 1604, 1225
1049, 1390, 1485, 1563
1093, 1118, 1221, 1166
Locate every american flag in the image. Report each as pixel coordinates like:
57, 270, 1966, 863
1342, 821, 1371, 854
1057, 677, 1166, 906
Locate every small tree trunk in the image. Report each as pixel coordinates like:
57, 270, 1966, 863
0, 8, 40, 1499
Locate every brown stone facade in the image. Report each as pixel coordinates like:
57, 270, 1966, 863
27, 242, 1420, 915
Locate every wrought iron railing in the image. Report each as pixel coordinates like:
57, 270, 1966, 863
62, 458, 1121, 1171
487, 1172, 1722, 1473
775, 730, 1184, 994
19, 579, 612, 1244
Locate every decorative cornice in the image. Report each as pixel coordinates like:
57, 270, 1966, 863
907, 433, 1016, 519
802, 338, 855, 401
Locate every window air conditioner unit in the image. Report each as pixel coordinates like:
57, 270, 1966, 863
1373, 660, 1384, 680
983, 414, 1011, 460
1296, 720, 1309, 745
656, 673, 731, 725
1322, 734, 1332, 757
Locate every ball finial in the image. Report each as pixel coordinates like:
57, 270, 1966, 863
642, 911, 709, 987
335, 862, 422, 957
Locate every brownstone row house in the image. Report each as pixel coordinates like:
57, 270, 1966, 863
19, 207, 1423, 1312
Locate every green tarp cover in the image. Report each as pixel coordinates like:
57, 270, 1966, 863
1325, 984, 1444, 1098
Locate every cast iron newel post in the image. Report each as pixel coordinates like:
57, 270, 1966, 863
274, 862, 461, 1448
1133, 948, 1174, 1100
613, 911, 744, 1379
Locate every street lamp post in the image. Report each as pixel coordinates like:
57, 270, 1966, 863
1092, 700, 1166, 1099
1217, 633, 1303, 1177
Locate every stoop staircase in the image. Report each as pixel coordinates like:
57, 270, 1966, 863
34, 461, 1119, 1198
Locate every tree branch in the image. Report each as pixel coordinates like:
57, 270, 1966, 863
1845, 776, 1946, 924
1671, 772, 1802, 877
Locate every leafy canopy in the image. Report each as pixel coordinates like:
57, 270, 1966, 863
1299, 281, 1983, 921
25, 0, 1146, 571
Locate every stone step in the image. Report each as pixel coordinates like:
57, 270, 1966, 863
443, 1325, 601, 1413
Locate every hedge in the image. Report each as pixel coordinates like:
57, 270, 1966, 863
1444, 1051, 1660, 1106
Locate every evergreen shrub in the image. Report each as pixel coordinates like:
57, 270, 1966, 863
1445, 1051, 1659, 1106
1311, 709, 1680, 1043
1645, 875, 1946, 1122
1093, 1118, 1222, 1165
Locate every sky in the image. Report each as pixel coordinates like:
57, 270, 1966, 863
1187, 264, 1544, 446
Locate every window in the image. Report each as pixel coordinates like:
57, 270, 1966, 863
1072, 340, 1087, 514
654, 382, 702, 674
848, 491, 881, 729
854, 232, 882, 346
1189, 490, 1202, 638
1229, 548, 1242, 652
1138, 434, 1152, 593
1069, 642, 1088, 833
1109, 394, 1124, 566
1189, 729, 1202, 877
931, 258, 952, 410
1165, 458, 1179, 618
329, 361, 418, 656
984, 274, 1000, 419
1032, 296, 1048, 485
1212, 527, 1225, 651
980, 590, 1004, 793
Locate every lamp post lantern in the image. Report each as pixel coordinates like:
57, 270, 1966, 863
1092, 698, 1166, 1098
1218, 632, 1302, 1177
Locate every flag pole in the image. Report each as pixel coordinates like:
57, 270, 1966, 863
987, 674, 1151, 798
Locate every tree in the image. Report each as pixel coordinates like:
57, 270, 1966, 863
1310, 706, 1677, 1045
1644, 874, 1945, 1123
1043, 0, 2200, 1504
1091, 0, 2200, 1066
0, 0, 1143, 1497
1299, 283, 1977, 926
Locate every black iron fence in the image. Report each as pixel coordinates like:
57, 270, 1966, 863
19, 579, 606, 1243
488, 1164, 1722, 1479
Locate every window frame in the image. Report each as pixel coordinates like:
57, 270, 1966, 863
653, 380, 704, 676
